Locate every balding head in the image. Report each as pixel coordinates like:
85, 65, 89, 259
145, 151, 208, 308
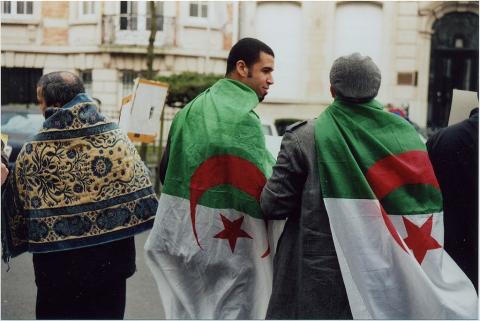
36, 71, 85, 113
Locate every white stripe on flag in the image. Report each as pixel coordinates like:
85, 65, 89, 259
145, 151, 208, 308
324, 198, 478, 320
145, 193, 278, 319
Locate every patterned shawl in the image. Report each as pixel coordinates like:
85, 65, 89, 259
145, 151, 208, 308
2, 94, 157, 261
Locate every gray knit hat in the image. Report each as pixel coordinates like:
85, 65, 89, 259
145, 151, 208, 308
329, 52, 381, 102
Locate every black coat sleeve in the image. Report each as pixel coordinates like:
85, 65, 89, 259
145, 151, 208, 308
158, 135, 171, 185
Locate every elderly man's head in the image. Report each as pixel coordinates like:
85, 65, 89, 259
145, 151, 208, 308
329, 53, 381, 103
36, 71, 85, 114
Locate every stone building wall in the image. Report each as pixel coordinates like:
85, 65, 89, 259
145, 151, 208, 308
1, 1, 478, 128
1, 1, 232, 120
241, 1, 478, 128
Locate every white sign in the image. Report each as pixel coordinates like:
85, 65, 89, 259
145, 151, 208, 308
119, 78, 169, 142
449, 89, 478, 126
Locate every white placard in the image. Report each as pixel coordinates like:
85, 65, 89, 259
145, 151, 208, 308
449, 89, 478, 126
119, 78, 169, 137
118, 94, 133, 129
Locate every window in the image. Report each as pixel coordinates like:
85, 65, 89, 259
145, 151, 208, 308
79, 70, 93, 95
146, 1, 164, 31
189, 1, 207, 18
118, 2, 167, 33
1, 67, 43, 106
120, 1, 138, 30
122, 70, 137, 97
2, 1, 34, 16
79, 1, 95, 17
2, 1, 11, 14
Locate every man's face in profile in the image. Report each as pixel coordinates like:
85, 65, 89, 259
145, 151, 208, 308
241, 52, 275, 102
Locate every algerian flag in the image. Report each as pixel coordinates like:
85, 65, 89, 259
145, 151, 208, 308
145, 79, 279, 319
315, 99, 478, 319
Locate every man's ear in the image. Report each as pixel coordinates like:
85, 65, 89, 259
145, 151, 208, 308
235, 60, 249, 78
330, 85, 336, 98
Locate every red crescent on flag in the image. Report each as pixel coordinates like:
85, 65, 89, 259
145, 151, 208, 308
189, 154, 271, 257
365, 150, 440, 252
365, 150, 440, 200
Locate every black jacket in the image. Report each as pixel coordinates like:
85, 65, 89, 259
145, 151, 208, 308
33, 237, 136, 289
427, 109, 478, 290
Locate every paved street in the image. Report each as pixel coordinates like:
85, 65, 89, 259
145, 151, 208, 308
1, 231, 165, 319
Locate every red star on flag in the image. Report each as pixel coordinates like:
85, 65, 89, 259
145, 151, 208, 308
402, 215, 441, 264
214, 214, 252, 253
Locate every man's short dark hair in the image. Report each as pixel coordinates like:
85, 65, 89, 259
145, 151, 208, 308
225, 38, 274, 76
37, 71, 85, 107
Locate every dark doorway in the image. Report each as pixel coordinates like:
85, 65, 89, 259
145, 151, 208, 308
1, 67, 43, 106
427, 12, 479, 130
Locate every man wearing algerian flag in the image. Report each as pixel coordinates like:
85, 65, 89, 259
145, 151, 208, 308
144, 38, 277, 319
261, 52, 478, 319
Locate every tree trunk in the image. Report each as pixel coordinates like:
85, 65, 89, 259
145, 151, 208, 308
146, 1, 157, 80
140, 1, 158, 162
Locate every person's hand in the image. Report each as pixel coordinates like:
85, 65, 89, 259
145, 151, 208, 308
1, 163, 9, 186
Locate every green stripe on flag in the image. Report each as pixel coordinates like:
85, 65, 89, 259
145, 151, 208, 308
315, 99, 442, 215
381, 184, 442, 215
162, 79, 274, 218
200, 185, 262, 219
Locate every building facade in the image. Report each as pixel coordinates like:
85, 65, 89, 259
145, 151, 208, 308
241, 1, 478, 131
1, 1, 236, 121
1, 1, 478, 132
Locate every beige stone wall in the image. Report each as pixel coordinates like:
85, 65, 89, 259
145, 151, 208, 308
1, 24, 38, 45
92, 69, 119, 118
223, 3, 233, 50
1, 0, 232, 119
180, 27, 224, 52
69, 25, 100, 46
392, 1, 420, 110
303, 2, 336, 104
42, 1, 68, 19
42, 1, 69, 45
42, 28, 68, 45
2, 1, 477, 128
246, 1, 478, 128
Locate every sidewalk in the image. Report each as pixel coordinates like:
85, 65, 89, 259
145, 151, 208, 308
1, 231, 165, 319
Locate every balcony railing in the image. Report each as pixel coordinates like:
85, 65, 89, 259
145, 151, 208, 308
102, 14, 176, 47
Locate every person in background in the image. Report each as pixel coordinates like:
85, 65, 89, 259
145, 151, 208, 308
427, 107, 479, 291
2, 71, 158, 319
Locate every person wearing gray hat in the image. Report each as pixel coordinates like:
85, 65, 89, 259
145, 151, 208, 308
329, 52, 381, 103
257, 53, 382, 319
259, 53, 464, 319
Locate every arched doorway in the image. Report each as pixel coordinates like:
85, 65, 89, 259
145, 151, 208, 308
427, 12, 478, 129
